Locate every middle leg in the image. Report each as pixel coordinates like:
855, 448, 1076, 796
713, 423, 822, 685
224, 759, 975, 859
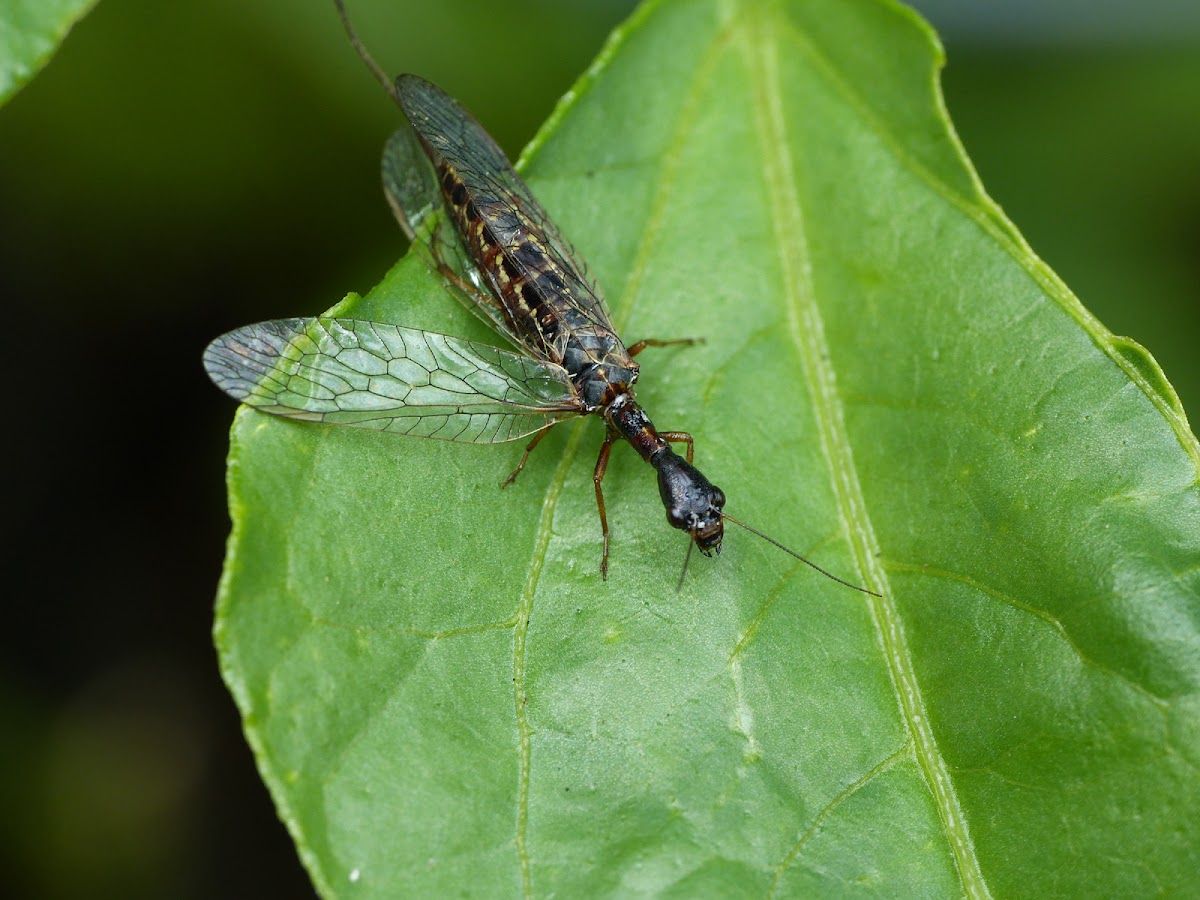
593, 433, 617, 579
659, 431, 695, 465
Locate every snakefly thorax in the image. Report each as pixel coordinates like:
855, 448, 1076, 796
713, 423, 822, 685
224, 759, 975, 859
564, 335, 639, 410
435, 159, 641, 412
605, 393, 727, 555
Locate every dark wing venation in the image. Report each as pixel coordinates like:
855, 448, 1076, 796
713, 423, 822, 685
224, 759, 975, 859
203, 317, 582, 444
381, 127, 523, 346
395, 75, 619, 336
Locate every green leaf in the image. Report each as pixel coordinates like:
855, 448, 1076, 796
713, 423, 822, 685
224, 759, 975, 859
214, 0, 1200, 895
0, 0, 97, 105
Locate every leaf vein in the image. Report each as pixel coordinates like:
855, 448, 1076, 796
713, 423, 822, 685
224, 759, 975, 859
886, 560, 1172, 707
767, 742, 912, 897
505, 13, 738, 890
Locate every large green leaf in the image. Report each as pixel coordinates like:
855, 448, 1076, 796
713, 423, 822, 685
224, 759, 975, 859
0, 0, 97, 105
214, 0, 1200, 895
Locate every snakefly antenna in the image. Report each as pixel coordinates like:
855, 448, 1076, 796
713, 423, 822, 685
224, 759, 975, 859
333, 0, 401, 105
678, 513, 881, 597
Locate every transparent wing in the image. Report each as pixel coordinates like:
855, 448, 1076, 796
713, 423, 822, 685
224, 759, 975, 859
395, 75, 619, 337
381, 127, 520, 344
203, 318, 582, 444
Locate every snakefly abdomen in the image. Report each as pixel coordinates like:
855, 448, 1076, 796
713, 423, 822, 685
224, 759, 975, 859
387, 74, 640, 415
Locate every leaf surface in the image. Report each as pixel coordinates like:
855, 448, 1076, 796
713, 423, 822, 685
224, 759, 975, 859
215, 0, 1200, 895
0, 0, 96, 105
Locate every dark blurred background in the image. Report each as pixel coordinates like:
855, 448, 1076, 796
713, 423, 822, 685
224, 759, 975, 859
1, 0, 1196, 896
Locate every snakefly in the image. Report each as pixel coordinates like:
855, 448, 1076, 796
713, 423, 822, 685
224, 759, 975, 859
202, 0, 878, 596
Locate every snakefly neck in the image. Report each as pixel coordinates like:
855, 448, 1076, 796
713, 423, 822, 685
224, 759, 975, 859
202, 0, 879, 597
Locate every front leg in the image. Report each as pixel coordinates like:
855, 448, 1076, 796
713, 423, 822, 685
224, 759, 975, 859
658, 431, 695, 465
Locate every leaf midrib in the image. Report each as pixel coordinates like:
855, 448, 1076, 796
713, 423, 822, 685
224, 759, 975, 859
748, 5, 992, 897
509, 0, 995, 893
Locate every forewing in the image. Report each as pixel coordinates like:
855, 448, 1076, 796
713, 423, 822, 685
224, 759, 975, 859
203, 318, 582, 444
381, 128, 526, 345
396, 75, 620, 337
